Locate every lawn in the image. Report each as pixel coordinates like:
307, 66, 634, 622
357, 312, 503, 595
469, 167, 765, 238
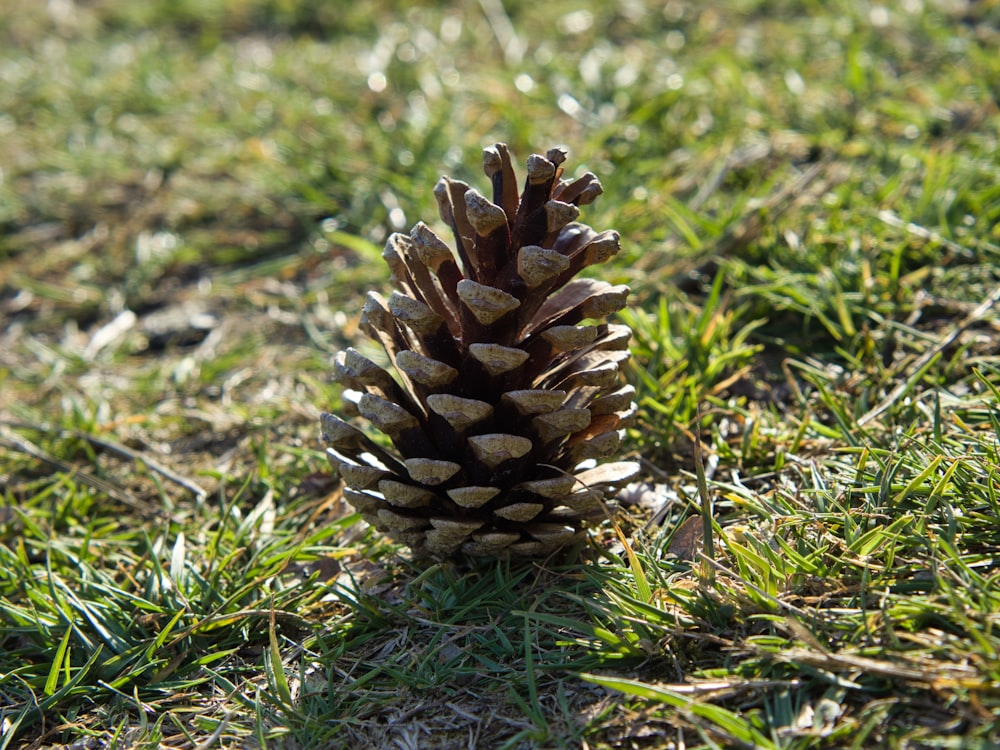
1, 0, 999, 747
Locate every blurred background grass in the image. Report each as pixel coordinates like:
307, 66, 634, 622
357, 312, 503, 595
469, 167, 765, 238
3, 0, 996, 445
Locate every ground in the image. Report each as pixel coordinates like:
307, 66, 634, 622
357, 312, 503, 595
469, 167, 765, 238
1, 1, 999, 748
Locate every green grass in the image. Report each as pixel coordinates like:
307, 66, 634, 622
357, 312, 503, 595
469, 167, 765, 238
2, 0, 1000, 747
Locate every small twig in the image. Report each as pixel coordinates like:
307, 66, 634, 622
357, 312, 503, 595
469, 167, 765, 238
193, 712, 232, 750
0, 425, 163, 515
858, 284, 1000, 427
773, 647, 981, 687
693, 404, 715, 585
477, 0, 524, 65
70, 426, 208, 501
0, 419, 207, 501
876, 209, 979, 259
701, 556, 811, 618
689, 143, 770, 212
709, 160, 829, 257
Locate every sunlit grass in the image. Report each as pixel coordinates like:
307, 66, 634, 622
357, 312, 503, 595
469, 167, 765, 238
2, 0, 999, 747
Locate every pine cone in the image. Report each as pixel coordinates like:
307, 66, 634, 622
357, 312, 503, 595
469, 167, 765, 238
322, 144, 638, 558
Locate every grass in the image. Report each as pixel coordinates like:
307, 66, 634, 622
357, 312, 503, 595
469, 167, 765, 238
1, 0, 999, 747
